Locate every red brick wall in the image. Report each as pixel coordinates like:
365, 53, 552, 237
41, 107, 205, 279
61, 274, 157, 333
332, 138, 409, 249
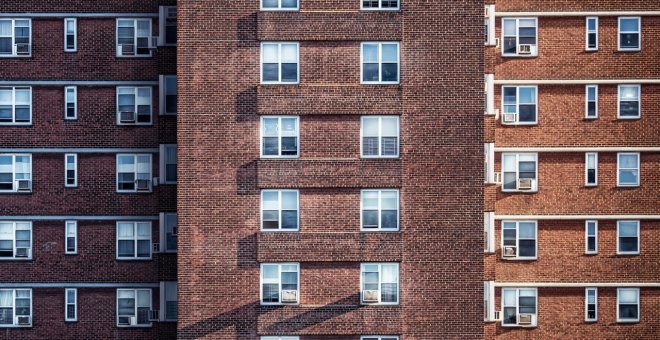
493, 1, 660, 12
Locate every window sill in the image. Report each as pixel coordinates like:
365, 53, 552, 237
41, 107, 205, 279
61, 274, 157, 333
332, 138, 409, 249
617, 116, 641, 120
501, 324, 538, 328
0, 55, 32, 58
616, 252, 640, 256
360, 229, 400, 232
260, 302, 300, 306
0, 325, 32, 328
115, 191, 153, 194
616, 185, 639, 188
500, 122, 538, 126
501, 257, 537, 261
501, 54, 538, 58
0, 258, 32, 261
0, 123, 32, 126
116, 324, 152, 328
260, 82, 300, 86
617, 49, 641, 52
501, 190, 538, 194
616, 319, 640, 323
260, 156, 300, 159
360, 302, 400, 306
361, 82, 401, 85
116, 55, 153, 59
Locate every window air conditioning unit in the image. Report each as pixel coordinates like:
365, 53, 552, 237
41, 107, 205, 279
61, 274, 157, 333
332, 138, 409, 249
502, 113, 517, 123
362, 290, 380, 303
518, 178, 534, 190
502, 246, 517, 258
136, 179, 151, 191
16, 316, 31, 325
16, 179, 32, 192
518, 44, 534, 55
15, 247, 29, 258
280, 290, 298, 303
120, 44, 135, 56
120, 111, 136, 123
493, 311, 502, 321
15, 43, 30, 56
152, 243, 160, 253
493, 172, 502, 185
150, 37, 159, 49
518, 313, 534, 325
148, 310, 160, 322
118, 316, 135, 326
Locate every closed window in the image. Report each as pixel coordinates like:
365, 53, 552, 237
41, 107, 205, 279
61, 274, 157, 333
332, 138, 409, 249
160, 213, 177, 253
0, 154, 31, 193
261, 263, 299, 305
117, 87, 152, 125
502, 18, 537, 57
65, 288, 77, 322
502, 288, 537, 327
585, 85, 597, 118
361, 116, 399, 158
361, 0, 399, 10
502, 86, 537, 124
502, 153, 537, 192
0, 222, 31, 260
617, 221, 639, 255
361, 42, 399, 84
617, 153, 639, 187
617, 288, 639, 322
361, 263, 399, 304
618, 17, 640, 51
618, 85, 640, 118
64, 18, 76, 52
585, 152, 597, 186
0, 19, 31, 57
261, 0, 298, 10
159, 7, 177, 45
0, 289, 31, 327
116, 289, 152, 326
502, 221, 537, 260
586, 17, 598, 51
116, 154, 152, 192
64, 86, 77, 120
0, 87, 31, 125
160, 144, 177, 184
261, 42, 299, 84
585, 288, 597, 322
261, 116, 299, 158
65, 221, 77, 255
161, 281, 177, 321
65, 154, 77, 187
116, 222, 152, 260
116, 19, 152, 57
585, 220, 597, 254
261, 190, 299, 231
159, 75, 177, 115
361, 189, 399, 231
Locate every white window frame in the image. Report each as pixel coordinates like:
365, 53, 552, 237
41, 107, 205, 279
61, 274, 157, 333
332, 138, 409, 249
360, 262, 400, 305
484, 143, 495, 183
0, 221, 32, 260
116, 222, 152, 260
618, 17, 641, 52
260, 263, 300, 305
116, 86, 153, 125
501, 153, 538, 192
116, 154, 153, 193
158, 6, 177, 46
116, 289, 152, 327
159, 281, 177, 322
585, 287, 597, 322
0, 288, 32, 327
159, 212, 177, 253
260, 42, 300, 84
116, 18, 152, 57
65, 220, 77, 255
501, 85, 537, 125
64, 18, 77, 52
261, 0, 299, 11
485, 74, 495, 115
585, 152, 597, 186
501, 287, 537, 327
0, 19, 31, 58
64, 153, 77, 188
360, 189, 400, 231
64, 86, 77, 120
484, 212, 495, 253
65, 288, 77, 322
484, 280, 496, 321
361, 0, 400, 11
360, 116, 400, 158
501, 221, 537, 260
159, 75, 177, 115
0, 86, 32, 125
617, 84, 640, 119
501, 17, 538, 57
616, 152, 640, 187
261, 189, 299, 231
0, 154, 32, 193
616, 220, 640, 256
260, 116, 300, 158
584, 220, 598, 255
159, 144, 177, 184
484, 5, 496, 46
617, 288, 640, 323
585, 17, 598, 51
360, 42, 400, 84
585, 85, 598, 119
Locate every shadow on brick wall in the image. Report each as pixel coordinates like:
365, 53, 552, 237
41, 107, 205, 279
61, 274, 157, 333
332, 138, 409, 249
237, 160, 258, 195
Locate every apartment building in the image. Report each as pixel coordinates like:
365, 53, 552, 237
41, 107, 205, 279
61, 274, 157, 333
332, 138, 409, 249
0, 0, 178, 338
484, 1, 660, 338
177, 1, 483, 339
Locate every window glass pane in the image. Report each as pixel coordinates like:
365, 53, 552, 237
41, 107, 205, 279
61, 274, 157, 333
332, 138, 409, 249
619, 222, 638, 236
381, 117, 398, 136
280, 44, 298, 63
620, 86, 639, 100
381, 191, 397, 210
619, 289, 638, 303
281, 191, 297, 210
588, 19, 596, 31
381, 264, 398, 282
362, 44, 378, 63
620, 18, 639, 32
362, 191, 378, 209
137, 223, 151, 237
262, 44, 278, 63
519, 19, 536, 28
280, 63, 297, 82
117, 223, 134, 237
502, 155, 516, 172
502, 289, 516, 305
262, 192, 279, 210
263, 0, 278, 7
381, 63, 398, 82
503, 19, 516, 36
619, 154, 638, 168
262, 265, 278, 280
518, 223, 536, 238
362, 118, 379, 136
381, 44, 398, 62
518, 88, 535, 104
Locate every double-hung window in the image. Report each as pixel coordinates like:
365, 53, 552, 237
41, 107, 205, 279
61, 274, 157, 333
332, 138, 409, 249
116, 289, 152, 327
586, 17, 598, 51
585, 153, 597, 186
361, 0, 399, 10
261, 263, 299, 305
361, 42, 399, 84
0, 289, 31, 327
0, 154, 31, 193
361, 116, 399, 158
585, 220, 597, 255
261, 42, 299, 84
502, 86, 537, 124
502, 288, 537, 327
0, 87, 31, 125
116, 154, 152, 192
160, 144, 177, 184
64, 18, 77, 52
0, 19, 31, 57
261, 116, 299, 158
160, 281, 177, 321
0, 222, 31, 260
261, 190, 299, 231
65, 221, 77, 255
618, 85, 640, 119
585, 85, 597, 119
160, 213, 177, 252
117, 87, 152, 125
116, 222, 152, 260
64, 86, 77, 120
617, 221, 639, 255
116, 19, 152, 57
502, 18, 537, 57
617, 153, 639, 187
585, 288, 597, 322
65, 288, 77, 322
361, 263, 399, 304
501, 221, 537, 260
159, 7, 177, 46
617, 288, 640, 323
618, 17, 640, 51
502, 153, 537, 192
361, 189, 399, 231
159, 75, 177, 115
261, 0, 299, 10
65, 154, 77, 187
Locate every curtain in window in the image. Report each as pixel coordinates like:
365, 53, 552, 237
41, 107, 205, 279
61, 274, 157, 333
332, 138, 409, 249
0, 290, 11, 325
136, 156, 150, 181
0, 21, 11, 54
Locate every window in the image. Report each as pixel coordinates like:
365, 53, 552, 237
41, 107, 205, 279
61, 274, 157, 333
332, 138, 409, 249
116, 222, 152, 260
160, 282, 177, 321
65, 154, 77, 187
501, 153, 537, 192
617, 288, 639, 322
361, 263, 399, 304
617, 153, 639, 187
117, 87, 152, 125
361, 189, 399, 231
65, 221, 77, 255
116, 19, 152, 57
116, 154, 152, 192
64, 18, 76, 52
160, 144, 177, 184
361, 116, 399, 158
0, 289, 31, 327
617, 221, 639, 255
502, 18, 537, 57
261, 0, 299, 10
361, 337, 399, 340
484, 212, 495, 253
261, 42, 299, 84
484, 5, 496, 46
585, 288, 597, 322
361, 0, 399, 10
0, 154, 31, 193
585, 85, 597, 118
484, 281, 495, 321
618, 17, 640, 51
585, 220, 597, 255
64, 86, 77, 120
261, 116, 299, 158
585, 153, 597, 186
261, 190, 299, 231
159, 7, 177, 46
361, 42, 399, 84
484, 143, 495, 183
502, 221, 537, 260
116, 289, 152, 327
501, 86, 537, 124
0, 19, 31, 57
0, 87, 31, 125
485, 74, 495, 115
586, 17, 598, 51
618, 85, 640, 118
0, 222, 31, 260
65, 288, 77, 322
160, 213, 177, 253
159, 75, 177, 115
261, 263, 299, 305
502, 288, 537, 327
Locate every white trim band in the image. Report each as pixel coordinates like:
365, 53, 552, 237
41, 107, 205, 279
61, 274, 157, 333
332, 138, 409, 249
0, 148, 159, 153
0, 81, 159, 86
0, 282, 160, 288
495, 282, 660, 288
495, 11, 660, 17
0, 13, 158, 18
494, 147, 660, 153
0, 216, 159, 221
495, 79, 660, 85
496, 215, 660, 220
